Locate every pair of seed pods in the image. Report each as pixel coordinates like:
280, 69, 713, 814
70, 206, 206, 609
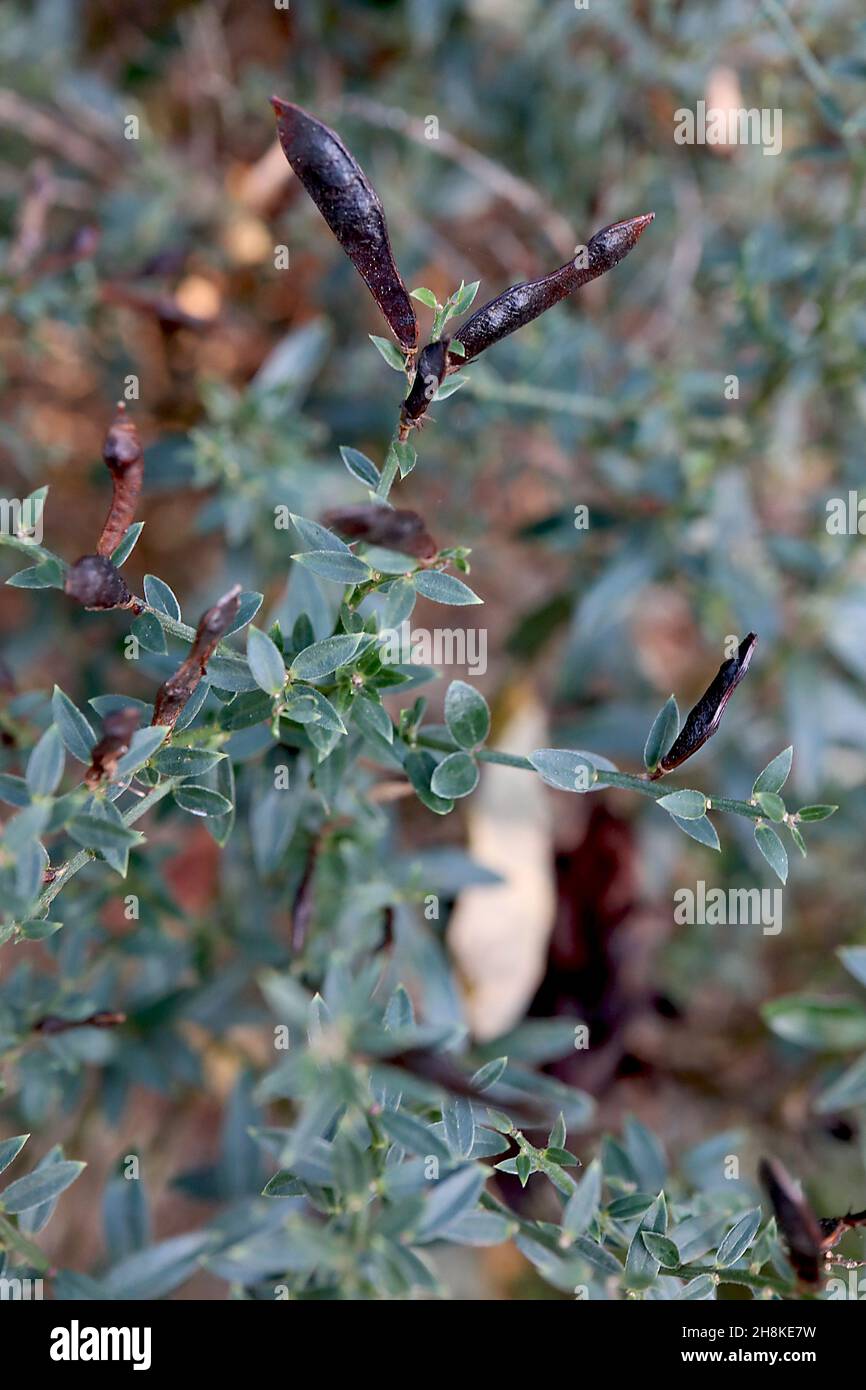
271, 98, 654, 427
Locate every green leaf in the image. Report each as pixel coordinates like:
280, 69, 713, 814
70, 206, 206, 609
282, 686, 346, 734
528, 748, 597, 793
67, 815, 144, 856
368, 336, 406, 372
443, 1097, 475, 1159
434, 375, 467, 400
444, 680, 491, 750
715, 1207, 761, 1268
114, 726, 168, 780
560, 1158, 602, 1244
470, 1057, 507, 1091
7, 558, 64, 588
393, 441, 417, 479
51, 687, 95, 763
644, 695, 679, 771
450, 280, 480, 315
19, 919, 62, 940
764, 996, 866, 1050
753, 746, 793, 795
247, 626, 286, 695
755, 823, 788, 883
815, 1054, 866, 1112
26, 726, 65, 796
291, 633, 370, 682
0, 1135, 29, 1176
641, 1232, 680, 1268
839, 947, 866, 988
676, 1274, 716, 1300
430, 752, 478, 799
413, 570, 482, 606
624, 1192, 667, 1290
1, 1160, 85, 1214
173, 786, 233, 818
130, 611, 167, 655
143, 574, 181, 620
755, 791, 786, 822
221, 590, 263, 637
291, 514, 350, 553
415, 1166, 486, 1241
404, 750, 454, 815
110, 521, 144, 567
669, 813, 720, 850
292, 550, 373, 584
151, 747, 225, 778
339, 445, 381, 488
378, 1110, 450, 1161
410, 287, 438, 308
657, 789, 707, 820
796, 805, 837, 822
351, 694, 393, 745
788, 823, 807, 857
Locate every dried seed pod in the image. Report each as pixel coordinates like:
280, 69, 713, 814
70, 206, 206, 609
272, 97, 418, 352
34, 1011, 126, 1034
450, 213, 655, 364
85, 706, 140, 788
760, 1157, 866, 1286
65, 554, 133, 610
152, 584, 242, 730
401, 338, 450, 425
654, 633, 757, 777
321, 504, 437, 559
97, 404, 144, 557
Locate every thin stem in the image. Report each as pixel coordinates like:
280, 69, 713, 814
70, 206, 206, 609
0, 1212, 50, 1273
375, 440, 401, 501
416, 735, 764, 822
36, 776, 179, 914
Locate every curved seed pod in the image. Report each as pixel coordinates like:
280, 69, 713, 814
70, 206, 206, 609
272, 97, 417, 352
760, 1158, 826, 1286
85, 706, 140, 788
450, 212, 654, 364
34, 1010, 126, 1034
321, 505, 437, 559
97, 404, 144, 557
65, 553, 133, 610
654, 633, 757, 776
401, 338, 450, 424
152, 584, 241, 730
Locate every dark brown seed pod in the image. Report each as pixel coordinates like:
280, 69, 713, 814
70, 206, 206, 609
653, 633, 757, 777
152, 584, 242, 730
85, 706, 140, 788
271, 97, 418, 352
65, 554, 133, 610
449, 213, 655, 365
33, 1010, 126, 1034
97, 404, 144, 557
321, 504, 437, 559
760, 1157, 825, 1285
401, 338, 450, 425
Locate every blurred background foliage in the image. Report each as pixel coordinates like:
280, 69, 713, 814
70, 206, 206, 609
2, 0, 866, 1296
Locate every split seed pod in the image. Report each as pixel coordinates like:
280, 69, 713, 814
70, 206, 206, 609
401, 338, 450, 425
449, 213, 655, 366
321, 505, 437, 560
760, 1157, 866, 1286
152, 584, 241, 730
272, 98, 417, 352
653, 633, 757, 777
96, 403, 144, 557
85, 706, 140, 788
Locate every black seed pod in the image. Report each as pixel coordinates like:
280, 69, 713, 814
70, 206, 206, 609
65, 554, 132, 610
655, 633, 757, 776
450, 213, 654, 364
321, 505, 437, 559
272, 97, 417, 352
85, 706, 140, 788
401, 338, 450, 423
97, 404, 144, 557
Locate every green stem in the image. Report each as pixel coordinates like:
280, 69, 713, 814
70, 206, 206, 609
375, 437, 401, 501
0, 1212, 50, 1273
416, 736, 763, 822
36, 777, 179, 914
